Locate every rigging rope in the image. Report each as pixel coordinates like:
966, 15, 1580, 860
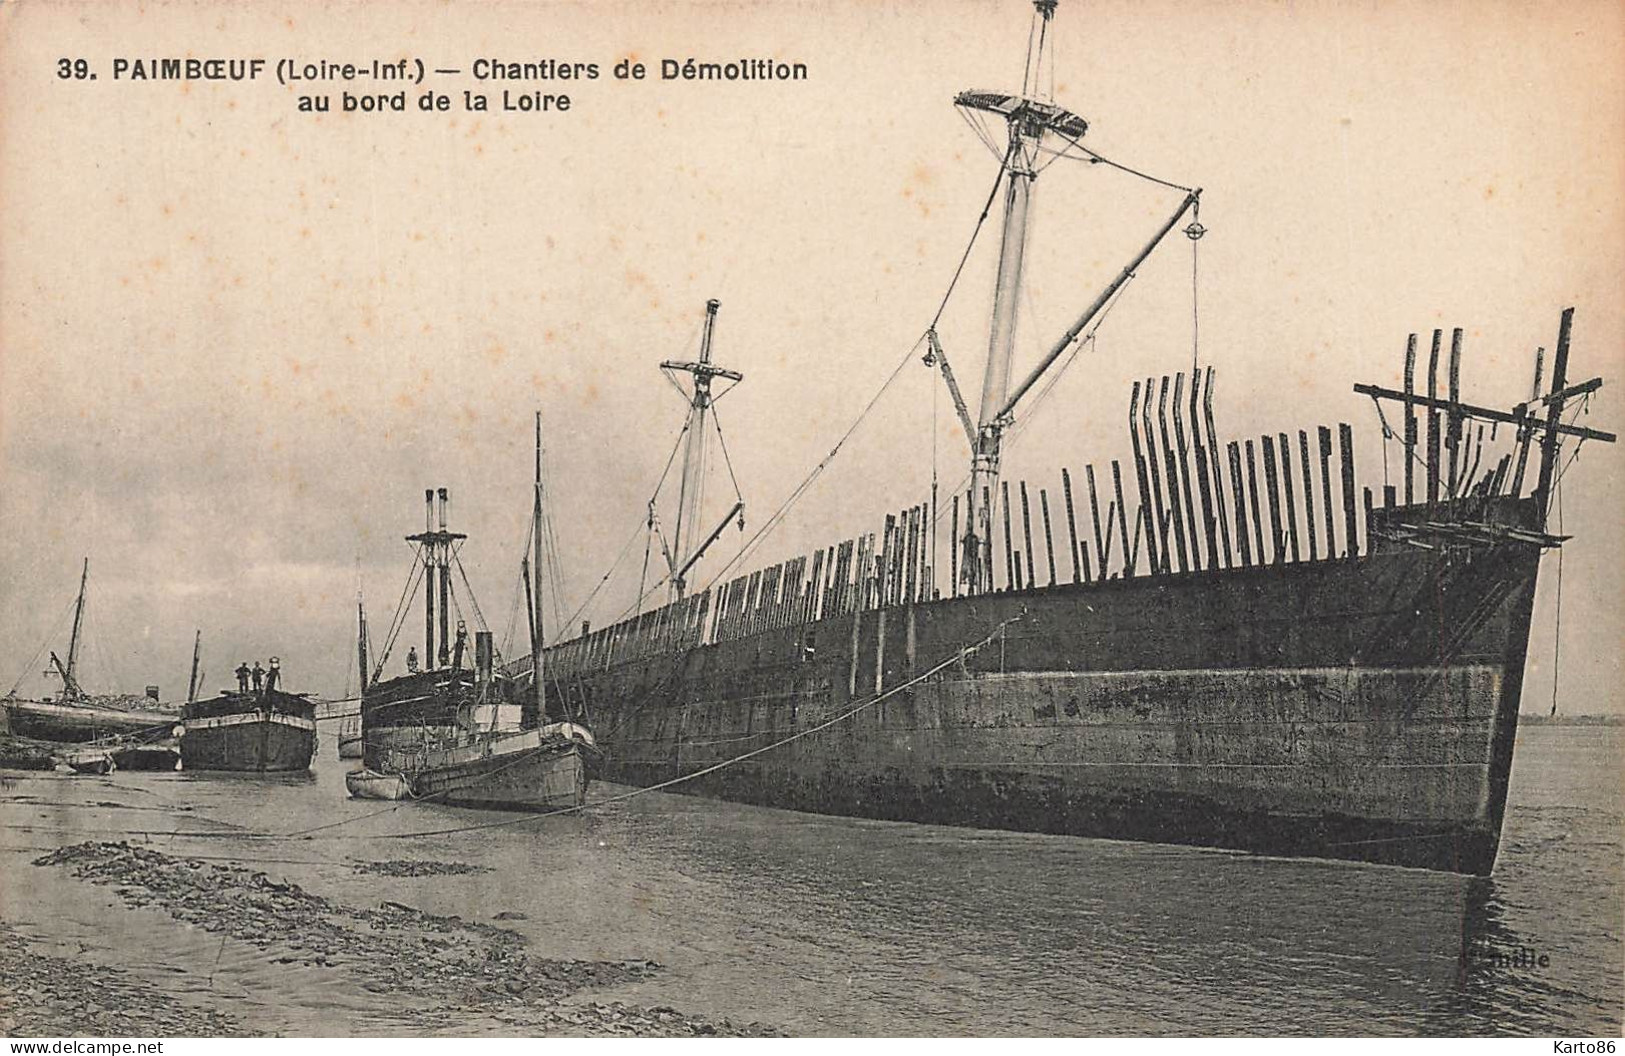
1549, 474, 1565, 716
6, 591, 78, 695
1043, 130, 1195, 194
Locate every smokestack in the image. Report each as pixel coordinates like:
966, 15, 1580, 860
424, 488, 436, 669
475, 630, 493, 687
438, 488, 451, 667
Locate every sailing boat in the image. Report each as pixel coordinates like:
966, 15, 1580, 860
503, 0, 1615, 874
4, 558, 177, 744
346, 415, 599, 809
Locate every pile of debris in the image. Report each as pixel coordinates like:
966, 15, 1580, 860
352, 858, 494, 878
34, 841, 779, 1037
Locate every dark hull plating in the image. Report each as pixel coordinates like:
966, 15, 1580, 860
535, 529, 1541, 875
180, 718, 315, 772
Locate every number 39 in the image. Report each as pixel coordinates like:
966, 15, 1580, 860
56, 58, 92, 79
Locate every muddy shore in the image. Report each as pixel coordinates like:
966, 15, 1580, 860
13, 841, 779, 1037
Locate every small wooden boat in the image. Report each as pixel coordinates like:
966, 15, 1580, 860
336, 713, 363, 759
349, 722, 597, 809
344, 767, 410, 800
179, 681, 317, 773
111, 744, 181, 771
64, 749, 116, 775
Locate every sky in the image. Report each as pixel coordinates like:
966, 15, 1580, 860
1, 0, 1621, 711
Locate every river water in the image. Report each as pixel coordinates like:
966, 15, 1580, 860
0, 723, 1618, 1036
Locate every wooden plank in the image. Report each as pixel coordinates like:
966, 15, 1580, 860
1244, 439, 1266, 563
1040, 488, 1057, 587
1157, 376, 1190, 573
1278, 432, 1301, 562
1298, 430, 1317, 561
1127, 381, 1161, 574
1227, 441, 1252, 567
1019, 482, 1036, 592
1403, 333, 1417, 505
1111, 460, 1131, 576
1509, 347, 1544, 498
1426, 329, 1442, 507
1001, 481, 1015, 592
1534, 309, 1575, 527
1143, 377, 1172, 573
1129, 506, 1144, 574
1352, 382, 1612, 443
1061, 468, 1082, 584
1172, 373, 1203, 571
884, 513, 897, 604
1262, 435, 1284, 563
1202, 367, 1234, 567
905, 505, 919, 604
1339, 422, 1359, 559
1446, 327, 1463, 494
1086, 465, 1107, 581
1189, 369, 1219, 569
1318, 425, 1337, 558
1363, 486, 1376, 554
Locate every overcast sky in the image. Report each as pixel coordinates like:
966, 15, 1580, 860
1, 0, 1620, 711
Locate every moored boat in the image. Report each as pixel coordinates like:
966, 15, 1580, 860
179, 675, 317, 773
350, 417, 600, 811
4, 559, 178, 743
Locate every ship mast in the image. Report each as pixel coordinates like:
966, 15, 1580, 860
186, 629, 202, 704
959, 2, 1084, 592
532, 411, 546, 722
406, 489, 466, 672
62, 558, 89, 701
957, 0, 1198, 592
662, 299, 745, 597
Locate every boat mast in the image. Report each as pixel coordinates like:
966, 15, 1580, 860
957, 1, 1198, 592
356, 602, 369, 695
62, 558, 88, 701
662, 299, 744, 597
960, 1, 1085, 593
186, 629, 202, 703
532, 411, 546, 722
405, 489, 465, 673
422, 489, 435, 669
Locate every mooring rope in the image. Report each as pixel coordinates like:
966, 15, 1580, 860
279, 612, 1025, 843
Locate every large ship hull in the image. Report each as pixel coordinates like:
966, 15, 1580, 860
179, 690, 318, 773
3, 700, 173, 743
536, 514, 1540, 875
179, 712, 316, 772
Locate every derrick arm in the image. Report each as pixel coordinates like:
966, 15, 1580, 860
674, 500, 745, 591
927, 329, 978, 447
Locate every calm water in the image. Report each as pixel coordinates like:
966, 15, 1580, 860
0, 723, 1618, 1036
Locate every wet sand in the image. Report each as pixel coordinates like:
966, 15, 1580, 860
7, 839, 776, 1037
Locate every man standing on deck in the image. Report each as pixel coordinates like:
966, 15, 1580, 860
251, 661, 264, 693
235, 661, 250, 693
